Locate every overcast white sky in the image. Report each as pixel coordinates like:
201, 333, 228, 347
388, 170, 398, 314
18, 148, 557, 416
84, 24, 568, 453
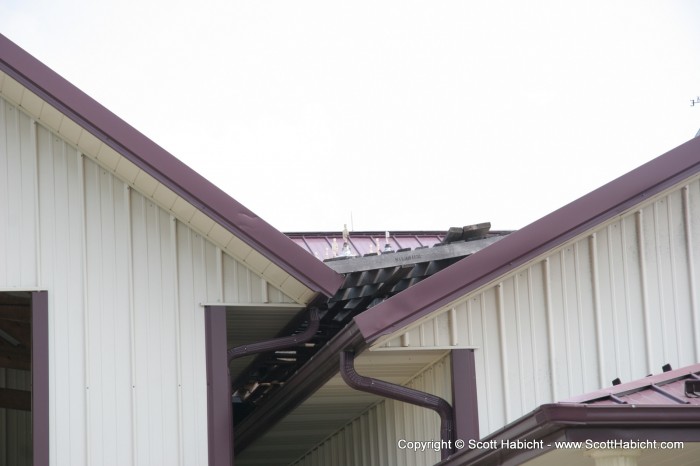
3, 1, 700, 232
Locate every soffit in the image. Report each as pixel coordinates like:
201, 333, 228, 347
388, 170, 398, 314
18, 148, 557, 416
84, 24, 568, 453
235, 349, 448, 466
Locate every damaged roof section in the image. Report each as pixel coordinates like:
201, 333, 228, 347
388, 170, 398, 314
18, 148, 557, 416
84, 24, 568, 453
231, 224, 510, 453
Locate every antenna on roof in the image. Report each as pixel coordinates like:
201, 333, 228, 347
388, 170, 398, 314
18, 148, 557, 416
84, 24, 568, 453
342, 224, 354, 257
691, 96, 700, 107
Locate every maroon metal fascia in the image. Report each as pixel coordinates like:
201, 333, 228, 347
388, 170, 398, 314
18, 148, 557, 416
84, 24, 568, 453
355, 137, 700, 342
0, 34, 343, 298
227, 308, 320, 362
205, 306, 234, 466
438, 403, 700, 466
451, 349, 479, 445
339, 350, 455, 461
31, 291, 49, 466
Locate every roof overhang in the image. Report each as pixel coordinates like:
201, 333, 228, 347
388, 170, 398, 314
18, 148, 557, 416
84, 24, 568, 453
0, 33, 343, 301
355, 136, 700, 342
438, 403, 700, 466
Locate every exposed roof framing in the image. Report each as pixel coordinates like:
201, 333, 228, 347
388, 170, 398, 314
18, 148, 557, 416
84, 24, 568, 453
233, 225, 506, 453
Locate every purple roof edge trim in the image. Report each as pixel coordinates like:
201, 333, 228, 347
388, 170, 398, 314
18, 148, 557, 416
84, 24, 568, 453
562, 362, 700, 404
356, 136, 700, 342
0, 34, 343, 297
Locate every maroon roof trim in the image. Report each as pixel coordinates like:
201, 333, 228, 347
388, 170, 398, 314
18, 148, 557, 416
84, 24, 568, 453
0, 34, 342, 297
31, 291, 49, 466
204, 306, 235, 466
356, 137, 700, 341
563, 363, 700, 404
439, 403, 700, 466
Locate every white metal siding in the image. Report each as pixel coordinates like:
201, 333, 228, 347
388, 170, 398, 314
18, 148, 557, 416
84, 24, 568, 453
0, 96, 298, 465
378, 174, 700, 436
292, 355, 451, 466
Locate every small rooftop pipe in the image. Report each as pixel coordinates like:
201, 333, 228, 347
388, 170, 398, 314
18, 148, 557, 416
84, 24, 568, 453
340, 350, 454, 460
228, 308, 320, 362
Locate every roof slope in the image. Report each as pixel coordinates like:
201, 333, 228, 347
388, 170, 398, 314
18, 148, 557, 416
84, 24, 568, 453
0, 34, 342, 297
439, 364, 700, 466
356, 137, 700, 341
563, 363, 700, 406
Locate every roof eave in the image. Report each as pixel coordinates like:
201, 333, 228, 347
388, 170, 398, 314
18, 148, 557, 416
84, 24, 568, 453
438, 404, 700, 466
355, 137, 700, 342
0, 34, 343, 298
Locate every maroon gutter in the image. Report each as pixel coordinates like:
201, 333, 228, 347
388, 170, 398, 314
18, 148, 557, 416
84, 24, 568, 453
355, 137, 700, 342
438, 403, 700, 466
0, 34, 342, 298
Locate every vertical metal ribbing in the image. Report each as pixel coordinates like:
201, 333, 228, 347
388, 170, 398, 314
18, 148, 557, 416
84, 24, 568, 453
216, 247, 224, 303
79, 151, 91, 466
478, 295, 491, 432
666, 195, 683, 364
543, 258, 557, 400
608, 224, 623, 378
496, 283, 509, 421
170, 216, 184, 466
560, 250, 573, 395
636, 209, 654, 373
589, 234, 606, 388
31, 118, 40, 288
124, 185, 138, 466
526, 267, 540, 402
682, 185, 700, 361
434, 311, 441, 347
449, 308, 458, 347
512, 276, 525, 411
652, 201, 669, 363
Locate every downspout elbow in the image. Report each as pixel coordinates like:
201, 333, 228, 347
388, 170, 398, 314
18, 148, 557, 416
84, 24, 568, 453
340, 350, 454, 460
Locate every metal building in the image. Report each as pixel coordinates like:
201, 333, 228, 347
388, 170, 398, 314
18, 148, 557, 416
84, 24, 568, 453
0, 34, 342, 466
233, 132, 700, 463
2, 31, 700, 466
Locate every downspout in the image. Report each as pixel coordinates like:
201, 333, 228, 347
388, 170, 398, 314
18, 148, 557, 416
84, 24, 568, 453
228, 308, 320, 362
339, 350, 455, 460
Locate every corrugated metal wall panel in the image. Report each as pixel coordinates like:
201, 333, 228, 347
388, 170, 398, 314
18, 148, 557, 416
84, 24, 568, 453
130, 191, 180, 466
293, 355, 451, 466
83, 158, 133, 466
0, 369, 31, 466
0, 99, 37, 289
0, 96, 300, 465
377, 175, 700, 438
36, 124, 88, 465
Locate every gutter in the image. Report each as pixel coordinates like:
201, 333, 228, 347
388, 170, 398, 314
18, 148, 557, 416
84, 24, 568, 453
339, 350, 455, 461
437, 404, 700, 466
